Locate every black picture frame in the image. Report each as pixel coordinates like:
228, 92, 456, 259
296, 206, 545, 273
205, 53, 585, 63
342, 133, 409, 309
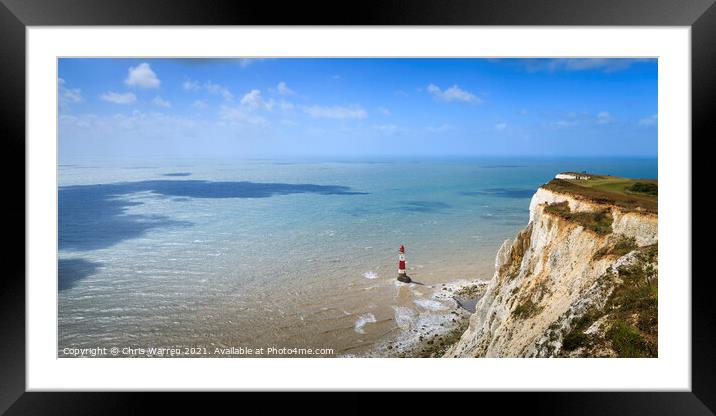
1, 0, 710, 413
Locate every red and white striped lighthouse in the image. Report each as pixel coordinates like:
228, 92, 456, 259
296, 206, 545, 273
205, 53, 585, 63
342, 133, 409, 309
397, 244, 411, 283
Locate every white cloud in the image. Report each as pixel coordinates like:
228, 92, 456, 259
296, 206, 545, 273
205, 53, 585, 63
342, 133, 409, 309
551, 119, 578, 129
240, 89, 274, 111
373, 124, 401, 135
639, 114, 658, 126
564, 59, 652, 73
495, 122, 507, 131
152, 96, 171, 108
237, 58, 270, 68
597, 111, 615, 124
183, 79, 233, 101
193, 99, 208, 109
278, 100, 295, 111
277, 81, 294, 95
60, 114, 94, 128
100, 91, 137, 105
58, 78, 83, 106
500, 58, 654, 73
205, 81, 233, 101
427, 84, 480, 104
60, 110, 201, 139
183, 79, 201, 92
62, 88, 83, 103
219, 105, 266, 125
548, 111, 614, 128
377, 106, 391, 116
303, 105, 367, 119
125, 63, 160, 89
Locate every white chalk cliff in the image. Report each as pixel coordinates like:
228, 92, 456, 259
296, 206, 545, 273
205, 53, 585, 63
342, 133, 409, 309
446, 185, 658, 357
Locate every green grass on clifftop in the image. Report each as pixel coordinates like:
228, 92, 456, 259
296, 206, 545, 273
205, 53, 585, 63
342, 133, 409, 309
543, 175, 657, 214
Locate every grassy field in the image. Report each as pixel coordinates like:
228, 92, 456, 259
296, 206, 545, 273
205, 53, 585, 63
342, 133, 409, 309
543, 174, 657, 213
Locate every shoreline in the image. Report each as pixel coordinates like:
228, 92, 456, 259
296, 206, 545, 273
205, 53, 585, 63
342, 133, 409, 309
352, 279, 489, 358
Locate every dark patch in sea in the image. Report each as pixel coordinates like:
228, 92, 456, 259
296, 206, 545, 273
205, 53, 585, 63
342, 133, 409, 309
59, 180, 367, 250
59, 186, 191, 251
163, 172, 192, 177
58, 258, 104, 290
97, 180, 369, 199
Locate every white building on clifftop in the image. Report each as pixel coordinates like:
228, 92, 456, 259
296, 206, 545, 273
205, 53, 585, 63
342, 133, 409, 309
555, 173, 590, 180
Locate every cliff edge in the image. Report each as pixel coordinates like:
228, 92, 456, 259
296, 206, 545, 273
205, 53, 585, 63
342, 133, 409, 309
446, 174, 658, 358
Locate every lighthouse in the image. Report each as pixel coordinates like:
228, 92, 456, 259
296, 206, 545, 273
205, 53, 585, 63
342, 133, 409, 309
397, 244, 412, 283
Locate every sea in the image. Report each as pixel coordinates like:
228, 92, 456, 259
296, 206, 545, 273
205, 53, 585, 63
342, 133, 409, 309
58, 157, 657, 357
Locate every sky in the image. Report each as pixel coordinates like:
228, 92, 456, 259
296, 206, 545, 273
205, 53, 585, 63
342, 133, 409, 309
58, 58, 658, 162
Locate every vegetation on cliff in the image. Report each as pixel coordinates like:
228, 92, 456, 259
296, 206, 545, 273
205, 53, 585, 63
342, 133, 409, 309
559, 244, 658, 357
544, 201, 613, 235
593, 235, 638, 260
543, 175, 657, 213
627, 181, 658, 196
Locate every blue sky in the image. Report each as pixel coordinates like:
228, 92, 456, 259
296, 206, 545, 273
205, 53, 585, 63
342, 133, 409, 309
58, 58, 657, 162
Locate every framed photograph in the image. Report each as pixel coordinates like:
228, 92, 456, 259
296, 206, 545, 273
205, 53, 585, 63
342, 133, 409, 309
2, 0, 711, 412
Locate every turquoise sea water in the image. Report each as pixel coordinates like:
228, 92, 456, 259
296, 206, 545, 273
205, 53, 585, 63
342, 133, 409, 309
58, 157, 657, 356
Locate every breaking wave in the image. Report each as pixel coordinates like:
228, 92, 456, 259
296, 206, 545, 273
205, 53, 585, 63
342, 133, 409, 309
354, 313, 377, 334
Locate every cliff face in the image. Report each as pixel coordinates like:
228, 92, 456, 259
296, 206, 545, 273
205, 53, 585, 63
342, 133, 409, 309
446, 186, 658, 358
